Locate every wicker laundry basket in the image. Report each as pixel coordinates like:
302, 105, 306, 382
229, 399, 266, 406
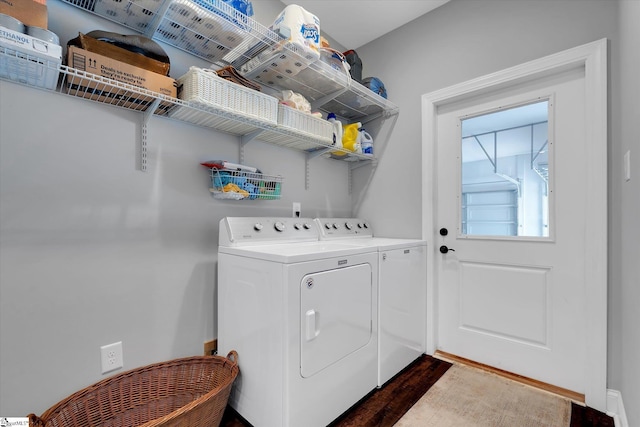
28, 351, 239, 427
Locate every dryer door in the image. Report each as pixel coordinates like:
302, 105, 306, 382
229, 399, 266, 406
300, 263, 373, 378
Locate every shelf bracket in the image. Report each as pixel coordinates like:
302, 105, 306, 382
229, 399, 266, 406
239, 129, 263, 163
140, 98, 161, 172
348, 158, 377, 195
350, 158, 376, 171
308, 147, 333, 160
305, 147, 334, 190
241, 129, 263, 145
305, 156, 311, 190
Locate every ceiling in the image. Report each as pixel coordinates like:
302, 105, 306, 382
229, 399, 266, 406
279, 0, 451, 49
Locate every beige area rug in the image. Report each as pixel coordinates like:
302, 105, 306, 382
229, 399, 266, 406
395, 363, 572, 427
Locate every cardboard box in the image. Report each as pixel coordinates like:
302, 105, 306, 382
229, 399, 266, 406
66, 45, 177, 111
0, 24, 61, 89
0, 0, 48, 29
68, 33, 170, 76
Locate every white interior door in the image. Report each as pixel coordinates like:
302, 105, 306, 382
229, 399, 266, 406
422, 40, 607, 409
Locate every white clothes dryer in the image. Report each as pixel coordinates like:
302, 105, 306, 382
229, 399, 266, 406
217, 217, 379, 427
315, 218, 427, 387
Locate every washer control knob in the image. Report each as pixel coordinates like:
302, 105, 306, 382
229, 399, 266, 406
325, 223, 332, 230
303, 223, 312, 230
254, 223, 263, 231
345, 222, 353, 230
274, 221, 286, 232
363, 223, 370, 229
332, 223, 339, 229
357, 223, 363, 228
294, 223, 302, 230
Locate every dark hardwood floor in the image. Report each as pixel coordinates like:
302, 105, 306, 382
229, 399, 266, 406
220, 355, 450, 427
220, 355, 614, 427
571, 403, 615, 427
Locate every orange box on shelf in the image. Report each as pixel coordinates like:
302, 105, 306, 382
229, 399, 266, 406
67, 33, 170, 76
0, 0, 48, 29
65, 45, 177, 111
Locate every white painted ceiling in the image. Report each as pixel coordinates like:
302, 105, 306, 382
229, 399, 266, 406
279, 0, 451, 49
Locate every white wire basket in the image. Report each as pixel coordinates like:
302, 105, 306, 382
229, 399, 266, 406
177, 66, 278, 124
209, 168, 282, 200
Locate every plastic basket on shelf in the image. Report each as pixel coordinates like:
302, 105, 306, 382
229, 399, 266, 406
0, 46, 61, 90
240, 39, 320, 84
209, 167, 282, 200
0, 25, 62, 90
277, 104, 333, 144
28, 352, 239, 427
155, 0, 265, 63
176, 66, 278, 124
91, 0, 164, 31
158, 0, 245, 62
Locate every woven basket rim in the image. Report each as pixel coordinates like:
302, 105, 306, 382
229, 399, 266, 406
28, 353, 239, 427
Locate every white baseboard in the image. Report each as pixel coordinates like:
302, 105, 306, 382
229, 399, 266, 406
607, 389, 629, 427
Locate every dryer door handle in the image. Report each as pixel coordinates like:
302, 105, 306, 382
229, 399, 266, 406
305, 309, 319, 341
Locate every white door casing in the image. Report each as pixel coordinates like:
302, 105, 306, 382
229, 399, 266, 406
421, 39, 607, 411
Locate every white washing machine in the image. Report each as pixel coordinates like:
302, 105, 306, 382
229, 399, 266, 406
315, 218, 427, 387
217, 217, 379, 427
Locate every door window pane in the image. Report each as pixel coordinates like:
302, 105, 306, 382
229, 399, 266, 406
461, 101, 549, 237
462, 190, 518, 236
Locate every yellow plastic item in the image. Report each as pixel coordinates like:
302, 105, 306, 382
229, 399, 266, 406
342, 122, 361, 152
223, 183, 249, 197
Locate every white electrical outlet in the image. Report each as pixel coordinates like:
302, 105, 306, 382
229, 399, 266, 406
293, 202, 301, 218
100, 341, 123, 374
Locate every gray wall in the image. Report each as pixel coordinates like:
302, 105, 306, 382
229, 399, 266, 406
614, 0, 639, 424
2, 0, 637, 423
0, 0, 350, 415
355, 0, 637, 424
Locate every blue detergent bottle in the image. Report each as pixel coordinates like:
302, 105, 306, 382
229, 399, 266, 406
360, 128, 373, 155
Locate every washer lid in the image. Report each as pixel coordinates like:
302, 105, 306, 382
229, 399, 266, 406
362, 237, 427, 250
218, 241, 374, 263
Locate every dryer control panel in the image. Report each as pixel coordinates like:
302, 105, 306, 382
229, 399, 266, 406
220, 217, 319, 246
315, 218, 373, 239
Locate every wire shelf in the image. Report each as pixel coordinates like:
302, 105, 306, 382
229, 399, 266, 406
320, 79, 399, 121
59, 0, 399, 122
0, 45, 374, 162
